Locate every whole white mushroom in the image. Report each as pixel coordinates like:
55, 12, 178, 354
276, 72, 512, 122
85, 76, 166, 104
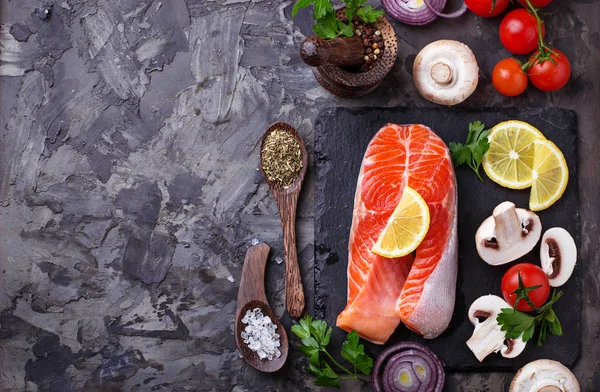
509, 359, 580, 392
413, 40, 479, 106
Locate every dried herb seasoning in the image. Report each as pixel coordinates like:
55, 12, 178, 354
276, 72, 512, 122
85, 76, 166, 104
261, 129, 303, 189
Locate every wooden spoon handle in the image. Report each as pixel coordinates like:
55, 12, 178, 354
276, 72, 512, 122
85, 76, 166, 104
236, 243, 270, 320
277, 192, 305, 318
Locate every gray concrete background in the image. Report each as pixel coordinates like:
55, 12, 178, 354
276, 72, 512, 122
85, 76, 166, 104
0, 0, 597, 391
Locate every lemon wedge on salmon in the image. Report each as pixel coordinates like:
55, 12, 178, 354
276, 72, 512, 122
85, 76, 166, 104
482, 120, 545, 189
372, 186, 430, 258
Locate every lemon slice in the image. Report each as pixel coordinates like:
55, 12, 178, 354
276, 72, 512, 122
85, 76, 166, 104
529, 139, 569, 211
372, 186, 430, 258
482, 120, 545, 189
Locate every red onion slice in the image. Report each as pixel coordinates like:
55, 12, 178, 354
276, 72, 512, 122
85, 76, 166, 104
372, 342, 445, 392
381, 0, 447, 26
386, 359, 422, 392
423, 0, 468, 18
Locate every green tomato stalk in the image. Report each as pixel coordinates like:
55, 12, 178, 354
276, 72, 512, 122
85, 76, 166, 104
521, 0, 558, 70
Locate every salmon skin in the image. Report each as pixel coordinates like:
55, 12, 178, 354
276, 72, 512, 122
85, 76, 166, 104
336, 123, 458, 344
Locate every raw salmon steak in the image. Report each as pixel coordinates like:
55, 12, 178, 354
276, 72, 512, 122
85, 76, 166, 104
336, 123, 458, 344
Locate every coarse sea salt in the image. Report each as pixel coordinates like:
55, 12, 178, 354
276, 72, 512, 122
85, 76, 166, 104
240, 308, 281, 361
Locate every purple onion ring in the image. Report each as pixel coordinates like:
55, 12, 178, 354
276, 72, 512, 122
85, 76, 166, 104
372, 342, 445, 392
382, 0, 466, 25
423, 0, 468, 18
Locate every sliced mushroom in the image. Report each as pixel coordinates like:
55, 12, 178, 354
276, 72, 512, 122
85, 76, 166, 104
476, 201, 542, 266
509, 359, 580, 392
413, 40, 478, 106
540, 228, 577, 287
466, 295, 526, 362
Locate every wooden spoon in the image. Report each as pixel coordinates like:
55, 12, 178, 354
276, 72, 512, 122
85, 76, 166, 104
259, 122, 307, 318
235, 243, 288, 372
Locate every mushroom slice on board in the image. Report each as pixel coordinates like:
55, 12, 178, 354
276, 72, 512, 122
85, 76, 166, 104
540, 228, 577, 287
413, 40, 479, 106
476, 201, 542, 266
466, 295, 526, 362
509, 359, 580, 392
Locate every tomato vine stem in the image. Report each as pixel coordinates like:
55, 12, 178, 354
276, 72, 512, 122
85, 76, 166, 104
522, 0, 557, 70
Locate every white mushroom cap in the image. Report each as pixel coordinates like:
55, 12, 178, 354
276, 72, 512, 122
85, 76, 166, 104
540, 228, 577, 287
509, 359, 580, 392
466, 295, 526, 362
476, 201, 542, 266
413, 40, 479, 106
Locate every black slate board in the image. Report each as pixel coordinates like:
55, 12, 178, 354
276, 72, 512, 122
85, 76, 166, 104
314, 107, 580, 372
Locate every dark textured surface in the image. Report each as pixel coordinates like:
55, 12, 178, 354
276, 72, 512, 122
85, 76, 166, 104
314, 107, 579, 371
0, 0, 598, 390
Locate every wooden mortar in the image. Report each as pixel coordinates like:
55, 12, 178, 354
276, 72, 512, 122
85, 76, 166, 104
299, 9, 398, 98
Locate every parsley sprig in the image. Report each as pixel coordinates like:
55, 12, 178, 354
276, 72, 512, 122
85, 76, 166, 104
497, 289, 563, 346
291, 315, 373, 388
292, 0, 384, 39
449, 121, 491, 182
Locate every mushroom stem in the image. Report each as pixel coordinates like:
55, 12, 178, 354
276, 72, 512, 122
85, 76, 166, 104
466, 295, 526, 362
430, 62, 453, 84
466, 316, 507, 361
493, 202, 525, 247
539, 387, 563, 392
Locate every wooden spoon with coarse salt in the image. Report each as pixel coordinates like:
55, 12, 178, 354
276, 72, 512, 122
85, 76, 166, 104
235, 243, 289, 372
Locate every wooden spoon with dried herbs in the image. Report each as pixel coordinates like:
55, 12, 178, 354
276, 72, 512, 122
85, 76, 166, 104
259, 122, 308, 318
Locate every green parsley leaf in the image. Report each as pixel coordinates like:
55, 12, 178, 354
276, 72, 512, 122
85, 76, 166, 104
292, 0, 315, 17
291, 324, 311, 340
450, 121, 490, 182
548, 312, 563, 336
311, 319, 332, 346
522, 322, 536, 342
301, 336, 320, 349
313, 0, 333, 20
497, 308, 535, 340
292, 315, 373, 388
355, 5, 384, 23
449, 142, 470, 166
312, 13, 339, 39
337, 20, 354, 37
341, 330, 374, 375
315, 362, 340, 387
307, 363, 322, 377
342, 0, 365, 21
497, 289, 564, 347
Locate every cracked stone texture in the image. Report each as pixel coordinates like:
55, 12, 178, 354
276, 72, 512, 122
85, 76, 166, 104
0, 0, 598, 391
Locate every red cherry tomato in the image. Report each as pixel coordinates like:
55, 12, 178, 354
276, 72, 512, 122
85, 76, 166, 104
518, 0, 552, 7
465, 0, 510, 17
492, 58, 528, 96
499, 9, 545, 55
501, 263, 550, 312
528, 49, 571, 92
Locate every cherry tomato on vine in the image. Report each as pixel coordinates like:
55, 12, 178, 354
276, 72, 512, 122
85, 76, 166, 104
501, 263, 550, 312
492, 58, 528, 96
528, 49, 571, 92
499, 9, 545, 55
465, 0, 510, 17
518, 0, 553, 8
